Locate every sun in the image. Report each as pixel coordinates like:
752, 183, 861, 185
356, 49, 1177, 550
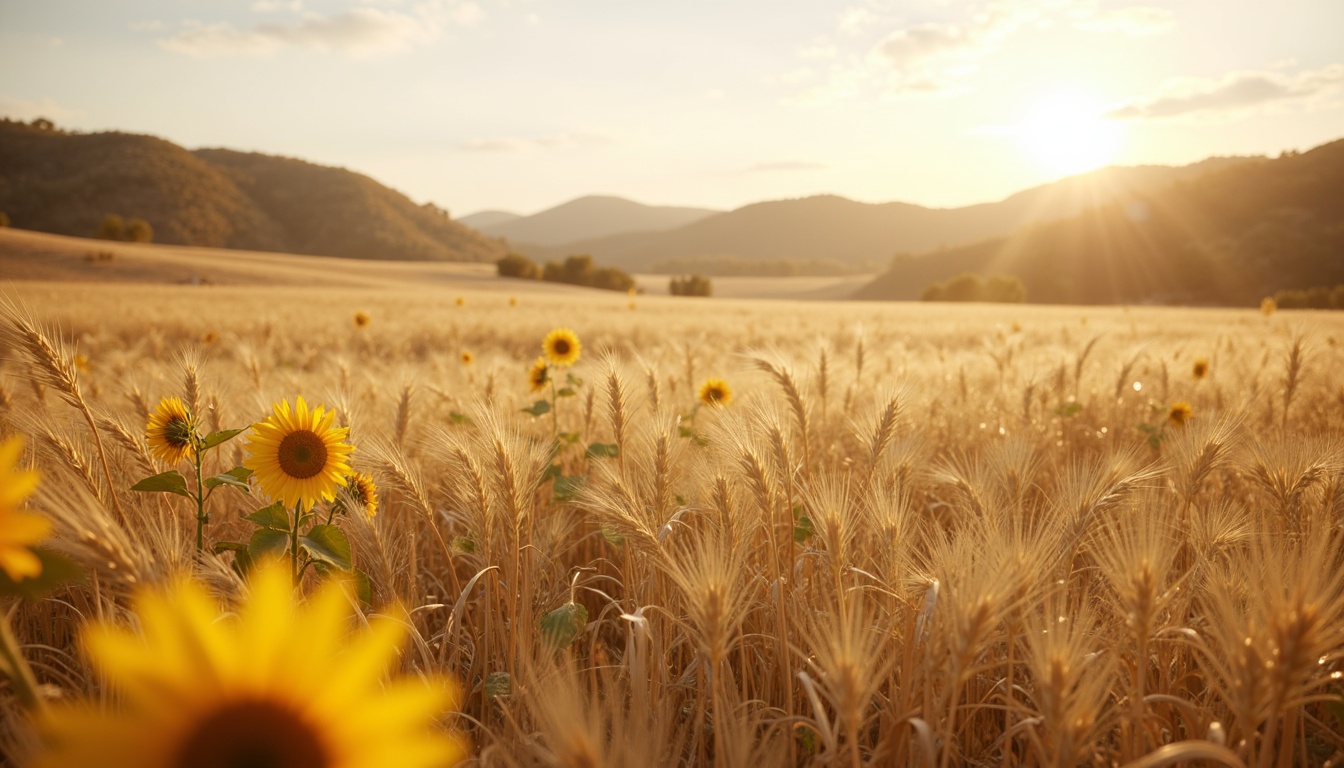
1016, 92, 1123, 176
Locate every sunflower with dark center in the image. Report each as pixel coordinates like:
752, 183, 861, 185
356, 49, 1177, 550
461, 351, 474, 365
698, 378, 733, 408
528, 356, 550, 393
350, 472, 378, 517
1192, 358, 1209, 380
243, 397, 354, 510
354, 311, 370, 328
35, 562, 463, 768
1168, 401, 1193, 427
146, 397, 197, 465
543, 328, 581, 367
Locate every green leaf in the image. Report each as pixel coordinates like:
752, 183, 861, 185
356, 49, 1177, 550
248, 527, 289, 562
1053, 402, 1083, 418
245, 502, 290, 531
794, 514, 815, 544
0, 548, 83, 599
451, 537, 476, 554
131, 471, 192, 498
552, 474, 586, 502
484, 671, 511, 700
200, 428, 246, 450
540, 602, 588, 650
205, 466, 252, 492
522, 400, 551, 417
556, 387, 576, 398
213, 541, 253, 574
542, 463, 563, 481
449, 411, 473, 425
565, 372, 583, 387
352, 567, 373, 605
585, 442, 619, 459
558, 431, 581, 445
299, 524, 353, 571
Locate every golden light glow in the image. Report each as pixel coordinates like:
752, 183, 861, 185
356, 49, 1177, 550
1016, 92, 1123, 176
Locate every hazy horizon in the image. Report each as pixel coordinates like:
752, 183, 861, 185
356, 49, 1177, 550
4, 1, 1343, 216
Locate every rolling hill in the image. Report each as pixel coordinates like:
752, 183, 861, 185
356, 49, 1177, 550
518, 158, 1254, 274
474, 195, 720, 246
458, 210, 523, 230
853, 139, 1344, 306
0, 119, 506, 262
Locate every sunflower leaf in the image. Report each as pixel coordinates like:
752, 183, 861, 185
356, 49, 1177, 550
522, 400, 551, 417
248, 528, 289, 561
551, 474, 585, 502
352, 567, 373, 605
131, 471, 191, 497
540, 602, 588, 650
245, 502, 290, 531
585, 442, 619, 459
0, 548, 83, 599
205, 467, 252, 493
201, 428, 246, 450
300, 525, 353, 571
484, 671, 512, 700
556, 387, 576, 398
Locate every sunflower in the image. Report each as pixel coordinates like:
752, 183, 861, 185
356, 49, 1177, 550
1192, 358, 1209, 380
698, 378, 733, 408
350, 472, 378, 517
460, 350, 474, 366
1260, 297, 1276, 317
0, 436, 48, 582
354, 311, 370, 328
146, 397, 196, 465
455, 297, 466, 307
243, 397, 354, 511
543, 328, 581, 367
35, 561, 463, 768
509, 296, 518, 307
1168, 401, 1193, 427
528, 356, 550, 393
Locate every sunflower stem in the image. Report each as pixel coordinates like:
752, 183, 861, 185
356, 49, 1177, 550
0, 604, 47, 715
192, 440, 206, 553
291, 503, 303, 584
549, 371, 560, 444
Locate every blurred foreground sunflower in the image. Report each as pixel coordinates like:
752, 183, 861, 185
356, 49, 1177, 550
542, 328, 581, 367
0, 436, 48, 582
244, 397, 354, 510
145, 397, 196, 465
36, 561, 463, 768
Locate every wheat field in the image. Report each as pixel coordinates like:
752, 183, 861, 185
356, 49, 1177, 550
3, 277, 1344, 767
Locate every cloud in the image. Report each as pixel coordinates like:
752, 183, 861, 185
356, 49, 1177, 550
459, 133, 611, 152
1109, 64, 1344, 120
158, 2, 481, 58
0, 96, 83, 121
1072, 5, 1174, 36
738, 161, 826, 174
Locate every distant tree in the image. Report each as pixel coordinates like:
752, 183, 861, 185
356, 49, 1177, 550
1305, 286, 1332, 309
1331, 284, 1344, 310
942, 273, 986, 302
920, 283, 946, 301
985, 274, 1027, 303
592, 266, 636, 293
543, 255, 597, 286
497, 252, 540, 279
0, 212, 9, 228
124, 218, 154, 243
669, 274, 712, 297
30, 117, 55, 131
96, 214, 125, 241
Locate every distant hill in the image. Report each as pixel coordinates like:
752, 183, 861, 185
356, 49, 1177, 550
0, 119, 506, 263
853, 139, 1344, 305
519, 159, 1254, 273
458, 210, 523, 230
480, 195, 720, 246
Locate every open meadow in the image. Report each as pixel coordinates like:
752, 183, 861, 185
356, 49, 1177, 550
3, 246, 1344, 766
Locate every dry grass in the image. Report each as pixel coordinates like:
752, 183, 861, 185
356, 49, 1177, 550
3, 275, 1344, 767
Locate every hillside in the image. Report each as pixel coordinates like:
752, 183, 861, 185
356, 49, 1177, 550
519, 159, 1253, 273
479, 195, 720, 246
458, 210, 523, 230
0, 119, 506, 262
854, 139, 1344, 305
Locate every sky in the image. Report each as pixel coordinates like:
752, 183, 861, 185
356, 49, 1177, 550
3, 1, 1343, 217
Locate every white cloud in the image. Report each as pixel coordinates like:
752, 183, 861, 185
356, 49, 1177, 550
0, 96, 83, 121
459, 133, 611, 152
1110, 64, 1344, 120
158, 1, 479, 58
1072, 5, 1174, 36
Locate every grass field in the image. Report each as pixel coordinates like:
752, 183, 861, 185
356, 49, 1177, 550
2, 233, 1344, 766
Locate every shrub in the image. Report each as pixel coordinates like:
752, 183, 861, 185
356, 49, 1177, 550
124, 218, 153, 243
669, 274, 712, 297
497, 252, 540, 279
96, 214, 125, 241
921, 272, 1026, 303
